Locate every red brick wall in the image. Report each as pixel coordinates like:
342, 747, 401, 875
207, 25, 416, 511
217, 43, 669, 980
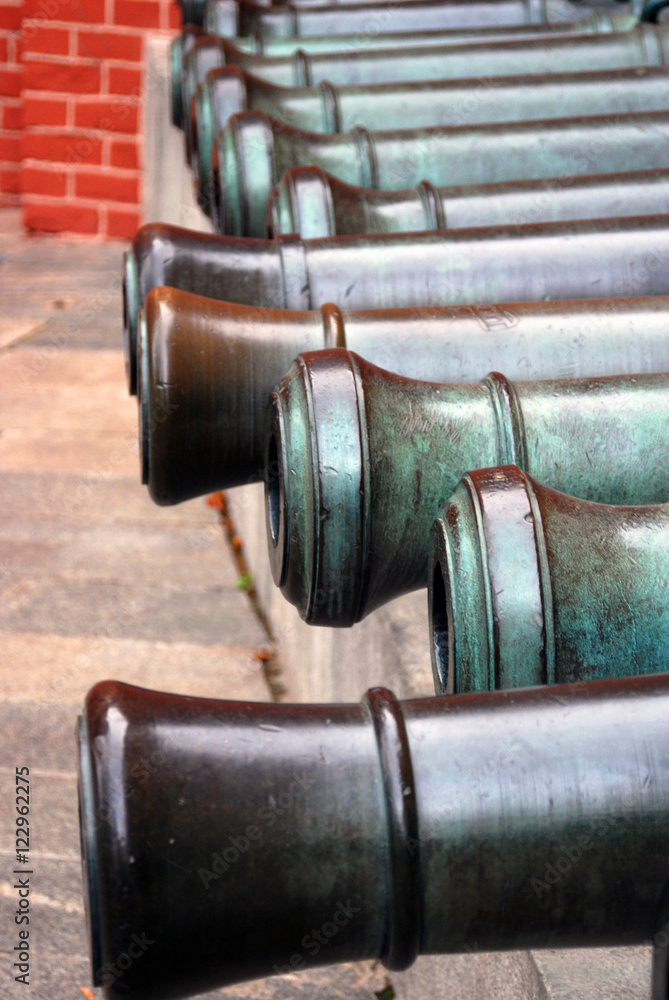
1, 0, 181, 236
0, 1, 23, 205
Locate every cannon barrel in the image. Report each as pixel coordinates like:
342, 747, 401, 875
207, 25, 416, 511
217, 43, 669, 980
269, 165, 669, 237
430, 466, 669, 694
180, 30, 532, 143
123, 215, 669, 395
199, 0, 562, 39
266, 352, 669, 625
140, 290, 669, 502
204, 0, 636, 38
213, 108, 669, 235
179, 20, 662, 143
170, 25, 204, 127
80, 675, 669, 1000
203, 7, 631, 40
206, 22, 669, 88
176, 0, 207, 26
192, 65, 669, 208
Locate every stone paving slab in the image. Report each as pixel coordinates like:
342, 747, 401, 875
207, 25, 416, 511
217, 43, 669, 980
531, 949, 651, 999
0, 701, 80, 772
0, 350, 132, 431
0, 575, 264, 645
0, 470, 219, 528
393, 949, 651, 1000
0, 427, 139, 477
0, 213, 124, 353
0, 516, 239, 589
0, 634, 269, 704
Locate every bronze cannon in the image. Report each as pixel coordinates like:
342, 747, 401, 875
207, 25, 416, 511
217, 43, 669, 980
170, 24, 204, 127
269, 165, 669, 237
139, 289, 669, 502
176, 0, 207, 26
430, 465, 669, 693
178, 20, 660, 145
211, 109, 669, 235
266, 352, 669, 624
123, 216, 669, 394
79, 674, 669, 1000
191, 65, 669, 209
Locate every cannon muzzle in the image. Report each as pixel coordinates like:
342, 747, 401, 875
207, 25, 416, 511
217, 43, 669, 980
214, 107, 669, 237
269, 163, 669, 238
266, 351, 669, 624
80, 675, 669, 1000
196, 66, 669, 221
139, 291, 669, 502
124, 217, 669, 397
430, 465, 669, 693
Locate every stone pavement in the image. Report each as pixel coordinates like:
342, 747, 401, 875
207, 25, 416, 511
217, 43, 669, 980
0, 207, 385, 1000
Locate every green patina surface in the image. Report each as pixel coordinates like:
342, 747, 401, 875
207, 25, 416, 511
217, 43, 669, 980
431, 465, 669, 695
268, 351, 669, 626
269, 164, 669, 239
215, 103, 669, 236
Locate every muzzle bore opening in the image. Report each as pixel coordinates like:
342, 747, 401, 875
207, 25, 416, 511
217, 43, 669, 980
138, 309, 150, 487
212, 160, 223, 233
188, 97, 199, 176
266, 432, 283, 549
122, 252, 136, 395
431, 558, 451, 694
77, 716, 103, 987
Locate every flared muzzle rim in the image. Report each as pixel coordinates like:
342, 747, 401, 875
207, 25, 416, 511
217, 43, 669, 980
428, 517, 457, 696
265, 391, 289, 589
77, 714, 103, 987
138, 308, 150, 487
122, 249, 139, 396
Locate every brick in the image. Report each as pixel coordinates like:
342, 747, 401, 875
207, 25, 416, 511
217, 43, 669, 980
106, 204, 141, 238
77, 27, 142, 61
74, 97, 138, 133
168, 2, 181, 28
109, 135, 139, 169
75, 168, 139, 202
113, 0, 161, 27
22, 22, 70, 56
107, 64, 141, 95
0, 132, 20, 161
0, 36, 7, 61
0, 165, 20, 194
0, 67, 21, 97
23, 199, 99, 234
22, 95, 68, 127
2, 100, 21, 130
21, 130, 103, 164
22, 162, 68, 196
23, 58, 100, 94
0, 4, 22, 31
7, 33, 20, 61
22, 0, 105, 23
